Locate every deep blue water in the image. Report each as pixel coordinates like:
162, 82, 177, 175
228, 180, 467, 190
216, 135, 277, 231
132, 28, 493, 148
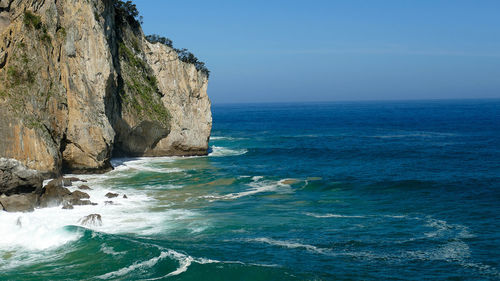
1, 99, 499, 280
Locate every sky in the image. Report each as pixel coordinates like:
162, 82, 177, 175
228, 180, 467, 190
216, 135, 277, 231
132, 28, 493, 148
135, 0, 500, 104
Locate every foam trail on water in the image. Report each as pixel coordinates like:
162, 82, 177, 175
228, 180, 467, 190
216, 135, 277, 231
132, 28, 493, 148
100, 244, 127, 256
202, 177, 292, 201
243, 237, 331, 255
304, 212, 366, 218
210, 136, 246, 141
209, 146, 247, 157
97, 251, 169, 279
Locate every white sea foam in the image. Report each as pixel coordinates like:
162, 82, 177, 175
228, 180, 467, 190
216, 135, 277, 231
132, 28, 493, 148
403, 241, 471, 261
202, 177, 292, 201
0, 211, 82, 251
369, 131, 456, 139
243, 237, 330, 255
0, 157, 212, 271
424, 218, 475, 239
141, 250, 220, 280
100, 244, 127, 256
97, 251, 169, 279
210, 136, 246, 141
304, 212, 366, 218
208, 146, 247, 157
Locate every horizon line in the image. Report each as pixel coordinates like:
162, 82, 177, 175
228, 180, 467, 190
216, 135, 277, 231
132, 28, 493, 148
212, 97, 500, 105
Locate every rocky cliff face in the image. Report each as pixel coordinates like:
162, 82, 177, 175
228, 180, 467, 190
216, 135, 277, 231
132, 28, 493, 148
0, 0, 211, 176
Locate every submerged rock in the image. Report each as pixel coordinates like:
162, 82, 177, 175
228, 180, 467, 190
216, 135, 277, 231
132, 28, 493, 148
78, 214, 102, 227
62, 202, 74, 210
78, 185, 92, 190
70, 199, 97, 206
105, 192, 119, 199
71, 190, 90, 200
0, 158, 43, 196
65, 177, 86, 183
62, 178, 73, 187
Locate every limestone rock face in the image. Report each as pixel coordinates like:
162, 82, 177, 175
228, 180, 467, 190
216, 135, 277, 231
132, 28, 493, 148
0, 158, 43, 195
145, 42, 212, 156
0, 0, 211, 176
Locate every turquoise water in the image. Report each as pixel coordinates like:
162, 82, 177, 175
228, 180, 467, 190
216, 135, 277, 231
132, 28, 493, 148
1, 100, 499, 280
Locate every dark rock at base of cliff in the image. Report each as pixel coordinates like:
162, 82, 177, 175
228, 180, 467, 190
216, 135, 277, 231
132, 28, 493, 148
0, 193, 38, 212
71, 190, 90, 200
0, 158, 43, 196
65, 177, 87, 183
39, 180, 95, 208
38, 179, 72, 208
69, 199, 97, 206
78, 185, 92, 190
78, 214, 102, 227
62, 178, 72, 186
62, 202, 74, 210
105, 192, 119, 198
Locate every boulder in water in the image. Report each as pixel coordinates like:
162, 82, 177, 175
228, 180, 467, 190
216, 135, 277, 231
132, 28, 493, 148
78, 185, 92, 190
38, 180, 72, 208
62, 178, 72, 187
0, 193, 38, 212
65, 177, 87, 183
78, 214, 102, 227
105, 192, 119, 199
70, 199, 97, 206
62, 202, 74, 210
39, 180, 95, 207
123, 194, 128, 199
71, 190, 90, 200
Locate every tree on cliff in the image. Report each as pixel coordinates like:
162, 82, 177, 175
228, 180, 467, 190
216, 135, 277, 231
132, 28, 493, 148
145, 35, 173, 48
145, 34, 210, 77
114, 0, 143, 27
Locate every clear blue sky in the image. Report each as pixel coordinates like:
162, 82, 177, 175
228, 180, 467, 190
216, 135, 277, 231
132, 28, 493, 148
135, 0, 500, 104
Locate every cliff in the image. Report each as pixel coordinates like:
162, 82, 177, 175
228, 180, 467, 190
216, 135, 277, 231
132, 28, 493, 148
0, 0, 212, 176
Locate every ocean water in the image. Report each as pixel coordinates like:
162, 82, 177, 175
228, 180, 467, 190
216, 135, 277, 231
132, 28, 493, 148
1, 100, 499, 280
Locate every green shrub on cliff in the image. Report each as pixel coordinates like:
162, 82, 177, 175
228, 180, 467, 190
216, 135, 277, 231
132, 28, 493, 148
118, 41, 170, 127
23, 11, 42, 30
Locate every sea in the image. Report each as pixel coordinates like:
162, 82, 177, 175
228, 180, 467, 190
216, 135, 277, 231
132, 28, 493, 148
0, 99, 499, 280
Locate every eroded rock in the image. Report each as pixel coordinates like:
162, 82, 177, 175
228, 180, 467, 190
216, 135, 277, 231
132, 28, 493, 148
71, 190, 90, 200
105, 192, 119, 199
0, 158, 43, 196
62, 202, 74, 210
39, 180, 94, 208
0, 193, 38, 212
78, 214, 102, 227
38, 180, 72, 208
78, 185, 92, 190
